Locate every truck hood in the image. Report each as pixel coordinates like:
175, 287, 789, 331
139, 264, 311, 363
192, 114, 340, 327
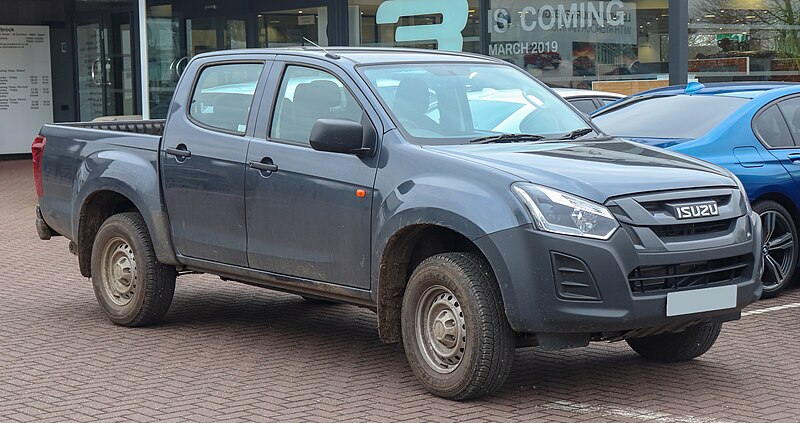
620, 136, 696, 149
424, 138, 734, 203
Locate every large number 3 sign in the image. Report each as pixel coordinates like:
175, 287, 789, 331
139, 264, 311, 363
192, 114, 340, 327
376, 0, 469, 52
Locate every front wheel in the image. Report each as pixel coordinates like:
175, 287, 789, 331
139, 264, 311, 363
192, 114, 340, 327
91, 212, 176, 326
754, 200, 798, 298
626, 322, 722, 362
401, 253, 514, 400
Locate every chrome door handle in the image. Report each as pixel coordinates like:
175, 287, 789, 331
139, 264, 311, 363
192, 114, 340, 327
90, 58, 103, 86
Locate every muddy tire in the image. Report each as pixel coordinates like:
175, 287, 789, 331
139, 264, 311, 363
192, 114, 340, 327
627, 322, 722, 362
401, 253, 514, 400
91, 212, 176, 326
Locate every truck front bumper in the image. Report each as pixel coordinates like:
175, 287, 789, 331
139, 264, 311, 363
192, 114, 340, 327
475, 211, 763, 339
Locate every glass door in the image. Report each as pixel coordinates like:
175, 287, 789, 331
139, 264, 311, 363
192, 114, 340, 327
75, 12, 136, 121
258, 6, 329, 48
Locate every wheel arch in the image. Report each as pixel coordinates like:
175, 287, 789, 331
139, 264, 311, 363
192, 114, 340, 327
753, 191, 800, 229
376, 223, 498, 343
76, 190, 140, 277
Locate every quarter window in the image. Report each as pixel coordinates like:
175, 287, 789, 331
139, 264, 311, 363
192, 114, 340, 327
271, 66, 365, 144
778, 97, 800, 145
755, 105, 794, 148
569, 99, 599, 114
189, 63, 264, 134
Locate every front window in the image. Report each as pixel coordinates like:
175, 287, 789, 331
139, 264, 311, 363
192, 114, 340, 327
592, 95, 749, 139
360, 63, 589, 145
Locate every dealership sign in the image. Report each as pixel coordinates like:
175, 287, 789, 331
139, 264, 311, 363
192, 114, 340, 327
373, 0, 635, 54
376, 0, 469, 51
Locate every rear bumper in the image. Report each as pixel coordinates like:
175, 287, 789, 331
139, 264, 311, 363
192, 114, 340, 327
475, 211, 763, 337
35, 205, 58, 240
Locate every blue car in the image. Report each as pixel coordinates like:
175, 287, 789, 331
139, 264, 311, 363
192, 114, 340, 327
592, 82, 800, 297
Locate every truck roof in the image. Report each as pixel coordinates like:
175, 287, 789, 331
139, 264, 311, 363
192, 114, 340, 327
193, 47, 502, 66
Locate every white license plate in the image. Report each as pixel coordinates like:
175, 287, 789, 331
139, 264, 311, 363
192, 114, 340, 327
666, 285, 737, 317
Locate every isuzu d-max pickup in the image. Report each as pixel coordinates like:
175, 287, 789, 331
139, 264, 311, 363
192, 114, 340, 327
33, 48, 762, 399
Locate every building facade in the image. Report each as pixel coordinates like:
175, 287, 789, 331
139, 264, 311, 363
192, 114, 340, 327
2, 0, 800, 152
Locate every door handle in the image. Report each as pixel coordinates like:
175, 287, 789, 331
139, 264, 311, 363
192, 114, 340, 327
165, 146, 192, 158
90, 58, 103, 86
249, 160, 278, 173
788, 153, 800, 163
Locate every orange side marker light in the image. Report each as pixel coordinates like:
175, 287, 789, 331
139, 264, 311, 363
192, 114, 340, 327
356, 189, 367, 198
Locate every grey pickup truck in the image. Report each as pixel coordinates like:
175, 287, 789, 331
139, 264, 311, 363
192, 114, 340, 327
33, 47, 763, 400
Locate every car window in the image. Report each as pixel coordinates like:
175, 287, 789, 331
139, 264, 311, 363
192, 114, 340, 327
361, 63, 588, 145
569, 99, 598, 114
271, 65, 366, 144
777, 97, 800, 145
593, 95, 748, 139
600, 98, 619, 105
189, 63, 264, 133
755, 104, 794, 148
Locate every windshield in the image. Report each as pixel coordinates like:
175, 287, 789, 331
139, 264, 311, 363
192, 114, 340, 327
360, 63, 589, 145
592, 95, 749, 139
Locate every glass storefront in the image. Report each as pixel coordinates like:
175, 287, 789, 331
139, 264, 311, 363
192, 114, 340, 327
347, 0, 481, 53
137, 0, 800, 119
688, 0, 800, 83
487, 1, 669, 90
258, 7, 330, 48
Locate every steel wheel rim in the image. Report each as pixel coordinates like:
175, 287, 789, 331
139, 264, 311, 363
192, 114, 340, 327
101, 236, 137, 306
760, 210, 795, 291
415, 285, 466, 374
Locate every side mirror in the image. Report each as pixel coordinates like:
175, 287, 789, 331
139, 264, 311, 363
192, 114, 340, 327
309, 118, 375, 156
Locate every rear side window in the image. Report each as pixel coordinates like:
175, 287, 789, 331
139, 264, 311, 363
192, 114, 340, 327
569, 99, 599, 114
593, 95, 748, 139
270, 65, 365, 145
189, 63, 264, 134
778, 97, 800, 144
755, 105, 794, 148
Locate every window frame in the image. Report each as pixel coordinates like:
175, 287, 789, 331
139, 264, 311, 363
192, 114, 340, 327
752, 95, 800, 150
186, 60, 266, 137
267, 62, 373, 148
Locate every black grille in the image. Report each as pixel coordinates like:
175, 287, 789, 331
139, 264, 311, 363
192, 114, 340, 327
628, 255, 750, 294
650, 219, 734, 239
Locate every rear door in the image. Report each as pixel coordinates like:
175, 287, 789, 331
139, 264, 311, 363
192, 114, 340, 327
244, 57, 381, 289
756, 96, 800, 186
161, 57, 270, 266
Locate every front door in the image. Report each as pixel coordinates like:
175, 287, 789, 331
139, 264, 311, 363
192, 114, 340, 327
75, 5, 136, 121
245, 59, 379, 288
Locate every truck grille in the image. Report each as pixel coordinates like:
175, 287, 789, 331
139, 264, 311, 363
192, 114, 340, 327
628, 254, 749, 294
650, 219, 734, 239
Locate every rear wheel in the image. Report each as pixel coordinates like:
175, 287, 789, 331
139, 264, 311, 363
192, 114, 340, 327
401, 253, 514, 400
91, 212, 176, 326
627, 322, 722, 362
754, 200, 797, 298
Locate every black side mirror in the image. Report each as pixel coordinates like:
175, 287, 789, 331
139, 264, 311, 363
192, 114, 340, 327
309, 118, 375, 156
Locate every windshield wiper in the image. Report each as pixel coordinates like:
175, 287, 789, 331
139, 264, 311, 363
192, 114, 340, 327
469, 133, 546, 144
559, 128, 595, 140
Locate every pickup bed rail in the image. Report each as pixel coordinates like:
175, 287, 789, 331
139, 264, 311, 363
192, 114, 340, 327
63, 120, 166, 136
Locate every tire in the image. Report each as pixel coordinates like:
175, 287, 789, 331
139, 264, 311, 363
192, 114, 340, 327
91, 212, 176, 326
626, 322, 722, 362
401, 253, 514, 400
753, 200, 798, 298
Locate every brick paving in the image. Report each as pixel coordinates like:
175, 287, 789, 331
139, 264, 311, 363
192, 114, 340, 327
1, 158, 800, 422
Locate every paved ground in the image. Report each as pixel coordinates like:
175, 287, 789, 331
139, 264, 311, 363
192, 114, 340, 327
2, 159, 800, 422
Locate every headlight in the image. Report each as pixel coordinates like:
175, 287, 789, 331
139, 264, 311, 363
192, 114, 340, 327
512, 183, 619, 240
